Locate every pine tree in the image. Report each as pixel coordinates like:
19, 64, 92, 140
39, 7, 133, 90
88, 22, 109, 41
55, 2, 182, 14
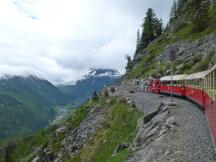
140, 8, 156, 50
143, 8, 156, 41
4, 144, 12, 162
170, 0, 178, 21
211, 0, 216, 6
177, 0, 186, 12
135, 30, 141, 55
92, 91, 98, 101
193, 0, 210, 31
200, 0, 210, 17
125, 55, 132, 70
154, 18, 163, 37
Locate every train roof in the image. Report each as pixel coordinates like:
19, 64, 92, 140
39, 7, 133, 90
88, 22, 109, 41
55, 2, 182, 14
160, 64, 216, 81
185, 70, 210, 80
185, 64, 216, 79
160, 70, 210, 81
208, 64, 216, 75
160, 74, 186, 81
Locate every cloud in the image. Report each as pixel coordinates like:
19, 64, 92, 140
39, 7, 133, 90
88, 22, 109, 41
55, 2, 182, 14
0, 0, 173, 84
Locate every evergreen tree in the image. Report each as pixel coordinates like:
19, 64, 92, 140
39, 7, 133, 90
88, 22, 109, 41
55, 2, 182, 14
125, 55, 132, 70
92, 91, 99, 101
211, 0, 216, 6
140, 8, 156, 49
170, 0, 178, 21
135, 30, 141, 55
177, 0, 186, 12
194, 0, 210, 21
4, 143, 13, 162
193, 0, 210, 31
154, 18, 163, 37
138, 8, 163, 51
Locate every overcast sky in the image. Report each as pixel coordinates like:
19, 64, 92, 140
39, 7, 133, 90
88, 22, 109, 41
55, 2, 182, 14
0, 0, 173, 84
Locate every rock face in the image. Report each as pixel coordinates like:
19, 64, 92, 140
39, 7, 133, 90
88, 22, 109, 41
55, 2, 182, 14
62, 106, 106, 158
157, 33, 216, 69
132, 33, 216, 77
211, 53, 216, 67
126, 103, 179, 162
29, 106, 107, 162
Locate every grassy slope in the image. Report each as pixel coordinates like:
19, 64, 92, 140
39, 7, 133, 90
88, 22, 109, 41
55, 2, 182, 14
1, 96, 142, 162
0, 105, 74, 162
127, 6, 216, 79
0, 101, 92, 161
69, 99, 142, 162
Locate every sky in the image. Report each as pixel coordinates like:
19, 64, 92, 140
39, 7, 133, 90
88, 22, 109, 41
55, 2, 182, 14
0, 0, 173, 84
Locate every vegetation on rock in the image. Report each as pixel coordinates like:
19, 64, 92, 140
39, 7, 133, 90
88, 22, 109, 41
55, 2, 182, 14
126, 2, 216, 80
69, 98, 142, 162
0, 94, 142, 162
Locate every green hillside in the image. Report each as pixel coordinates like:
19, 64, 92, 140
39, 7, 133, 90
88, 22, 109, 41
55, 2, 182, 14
126, 2, 216, 79
1, 94, 142, 162
0, 75, 68, 140
1, 1, 216, 161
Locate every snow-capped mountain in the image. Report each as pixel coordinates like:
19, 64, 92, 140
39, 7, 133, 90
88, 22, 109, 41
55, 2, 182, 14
57, 69, 121, 86
0, 71, 45, 81
86, 69, 121, 78
0, 69, 121, 139
0, 73, 48, 88
58, 69, 121, 106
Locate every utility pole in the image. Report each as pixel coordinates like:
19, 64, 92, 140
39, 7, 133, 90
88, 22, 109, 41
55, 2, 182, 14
169, 46, 177, 103
171, 60, 173, 102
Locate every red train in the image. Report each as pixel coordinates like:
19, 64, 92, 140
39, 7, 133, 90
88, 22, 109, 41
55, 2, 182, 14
149, 65, 216, 142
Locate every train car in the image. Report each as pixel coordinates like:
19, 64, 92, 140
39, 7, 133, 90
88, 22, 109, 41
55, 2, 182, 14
149, 64, 216, 142
148, 78, 160, 93
160, 74, 186, 96
202, 65, 216, 141
184, 70, 210, 107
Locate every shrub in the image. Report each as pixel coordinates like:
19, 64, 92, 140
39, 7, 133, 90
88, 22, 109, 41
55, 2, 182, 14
104, 90, 109, 97
92, 91, 99, 101
110, 87, 116, 93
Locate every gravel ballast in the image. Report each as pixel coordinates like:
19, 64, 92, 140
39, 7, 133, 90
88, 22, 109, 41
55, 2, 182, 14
127, 91, 216, 162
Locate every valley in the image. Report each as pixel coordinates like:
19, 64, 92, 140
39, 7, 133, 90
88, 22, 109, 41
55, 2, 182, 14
0, 69, 120, 142
1, 0, 216, 162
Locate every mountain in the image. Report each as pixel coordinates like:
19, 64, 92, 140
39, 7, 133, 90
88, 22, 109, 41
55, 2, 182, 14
0, 69, 120, 140
3, 2, 216, 162
58, 69, 121, 106
126, 1, 216, 80
0, 74, 68, 140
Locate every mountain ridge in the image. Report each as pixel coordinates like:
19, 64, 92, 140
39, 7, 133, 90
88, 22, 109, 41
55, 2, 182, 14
0, 68, 120, 140
58, 68, 121, 106
0, 75, 68, 140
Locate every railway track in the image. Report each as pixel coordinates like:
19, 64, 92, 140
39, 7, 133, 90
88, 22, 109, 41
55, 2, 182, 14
131, 91, 216, 161
112, 86, 216, 160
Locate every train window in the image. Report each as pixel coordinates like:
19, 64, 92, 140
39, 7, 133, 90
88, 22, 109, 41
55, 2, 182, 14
180, 80, 183, 86
165, 81, 169, 85
190, 80, 192, 86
